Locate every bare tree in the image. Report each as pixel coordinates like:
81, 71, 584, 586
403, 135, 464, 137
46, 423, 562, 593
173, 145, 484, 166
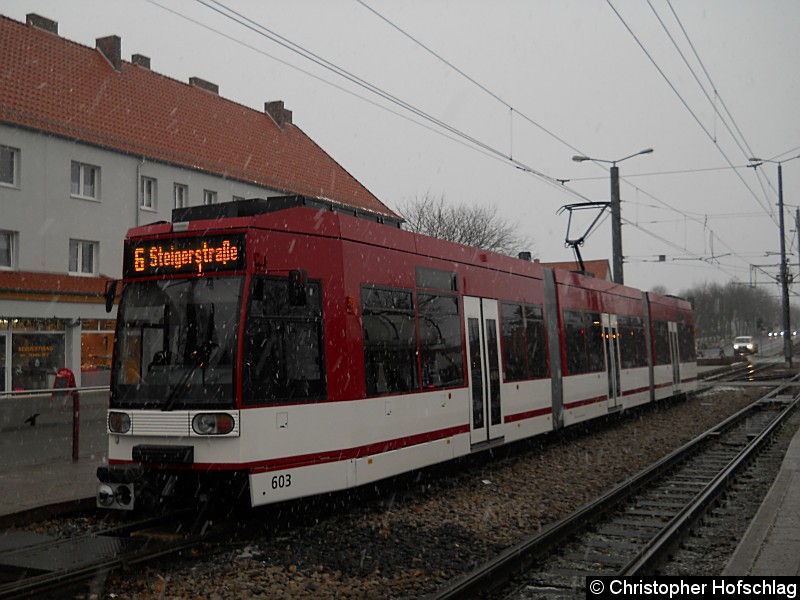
650, 285, 668, 296
395, 193, 534, 257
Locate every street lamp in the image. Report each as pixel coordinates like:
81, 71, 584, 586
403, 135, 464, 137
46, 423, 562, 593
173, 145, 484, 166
572, 148, 654, 285
748, 154, 800, 368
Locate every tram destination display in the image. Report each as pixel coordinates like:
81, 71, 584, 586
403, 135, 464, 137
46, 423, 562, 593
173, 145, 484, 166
123, 234, 246, 277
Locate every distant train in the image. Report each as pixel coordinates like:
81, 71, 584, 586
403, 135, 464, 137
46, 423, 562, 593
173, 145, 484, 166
96, 196, 696, 510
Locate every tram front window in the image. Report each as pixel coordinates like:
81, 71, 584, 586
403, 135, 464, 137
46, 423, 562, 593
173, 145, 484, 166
111, 277, 242, 409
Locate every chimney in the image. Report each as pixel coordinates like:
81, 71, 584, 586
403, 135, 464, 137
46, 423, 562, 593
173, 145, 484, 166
26, 13, 58, 34
132, 54, 151, 69
265, 101, 293, 129
96, 35, 122, 72
189, 77, 219, 95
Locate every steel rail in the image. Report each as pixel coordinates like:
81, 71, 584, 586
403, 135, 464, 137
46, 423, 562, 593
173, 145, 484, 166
619, 390, 800, 575
430, 372, 800, 600
0, 509, 208, 599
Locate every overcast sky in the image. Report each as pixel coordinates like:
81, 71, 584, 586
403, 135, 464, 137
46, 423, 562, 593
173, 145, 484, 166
4, 0, 800, 296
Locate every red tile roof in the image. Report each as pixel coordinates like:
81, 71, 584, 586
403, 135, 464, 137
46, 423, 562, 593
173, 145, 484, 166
0, 14, 396, 218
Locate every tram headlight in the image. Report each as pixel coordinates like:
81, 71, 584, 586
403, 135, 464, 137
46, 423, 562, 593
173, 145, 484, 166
97, 483, 115, 507
114, 484, 133, 507
108, 411, 131, 434
192, 413, 235, 435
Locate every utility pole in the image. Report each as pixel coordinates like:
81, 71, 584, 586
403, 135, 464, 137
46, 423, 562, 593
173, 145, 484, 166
750, 154, 800, 368
572, 148, 653, 285
778, 163, 792, 367
610, 165, 623, 285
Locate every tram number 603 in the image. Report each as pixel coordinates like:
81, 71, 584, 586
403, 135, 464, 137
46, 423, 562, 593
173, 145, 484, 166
271, 474, 292, 489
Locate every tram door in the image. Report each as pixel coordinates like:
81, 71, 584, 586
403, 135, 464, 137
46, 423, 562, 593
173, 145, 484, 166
463, 297, 504, 446
668, 322, 681, 387
602, 314, 621, 409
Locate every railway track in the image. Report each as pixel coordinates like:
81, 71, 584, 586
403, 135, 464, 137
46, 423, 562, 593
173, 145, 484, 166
0, 508, 218, 599
432, 373, 800, 600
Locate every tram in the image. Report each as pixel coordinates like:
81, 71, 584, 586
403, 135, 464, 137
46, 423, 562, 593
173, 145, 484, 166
97, 196, 696, 510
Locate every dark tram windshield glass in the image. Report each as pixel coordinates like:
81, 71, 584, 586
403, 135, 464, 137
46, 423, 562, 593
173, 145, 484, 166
111, 276, 242, 409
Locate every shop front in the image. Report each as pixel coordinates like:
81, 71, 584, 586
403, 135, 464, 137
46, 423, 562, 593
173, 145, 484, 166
0, 271, 116, 392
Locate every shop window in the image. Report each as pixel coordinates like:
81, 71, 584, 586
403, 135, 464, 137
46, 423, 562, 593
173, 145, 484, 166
81, 319, 115, 386
11, 332, 65, 390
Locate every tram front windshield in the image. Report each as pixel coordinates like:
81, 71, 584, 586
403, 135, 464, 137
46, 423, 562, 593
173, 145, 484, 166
111, 276, 243, 409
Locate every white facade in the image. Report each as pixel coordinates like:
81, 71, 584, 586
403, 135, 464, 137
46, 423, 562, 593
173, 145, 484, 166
0, 122, 285, 390
1, 123, 283, 277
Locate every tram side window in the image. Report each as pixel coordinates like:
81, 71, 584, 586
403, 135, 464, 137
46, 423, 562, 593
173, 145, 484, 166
618, 316, 648, 368
362, 286, 419, 396
418, 293, 464, 389
243, 277, 325, 405
585, 313, 604, 372
563, 310, 588, 374
653, 320, 671, 365
563, 310, 604, 375
501, 302, 548, 381
526, 305, 548, 378
678, 322, 696, 361
501, 303, 527, 381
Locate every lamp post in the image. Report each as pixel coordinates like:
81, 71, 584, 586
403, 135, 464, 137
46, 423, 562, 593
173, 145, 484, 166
573, 148, 654, 285
748, 154, 800, 368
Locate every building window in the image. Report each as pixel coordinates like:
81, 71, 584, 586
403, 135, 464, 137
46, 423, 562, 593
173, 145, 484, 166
140, 176, 157, 209
0, 231, 16, 269
1, 145, 20, 187
174, 184, 188, 209
232, 195, 245, 202
69, 239, 97, 275
203, 190, 217, 205
70, 161, 99, 199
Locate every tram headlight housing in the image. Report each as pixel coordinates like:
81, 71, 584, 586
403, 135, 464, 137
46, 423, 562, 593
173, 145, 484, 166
114, 484, 133, 507
97, 483, 115, 507
192, 412, 235, 435
108, 411, 131, 434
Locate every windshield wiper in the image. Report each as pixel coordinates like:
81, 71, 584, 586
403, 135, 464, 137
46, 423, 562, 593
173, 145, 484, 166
161, 341, 218, 411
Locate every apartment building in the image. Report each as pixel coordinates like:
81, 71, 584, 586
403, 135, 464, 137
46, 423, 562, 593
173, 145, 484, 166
0, 13, 395, 391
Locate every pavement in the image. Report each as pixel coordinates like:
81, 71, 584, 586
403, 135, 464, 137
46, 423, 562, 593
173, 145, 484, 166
0, 390, 107, 517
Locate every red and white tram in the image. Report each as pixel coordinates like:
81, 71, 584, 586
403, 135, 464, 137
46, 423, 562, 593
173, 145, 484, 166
97, 197, 696, 510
